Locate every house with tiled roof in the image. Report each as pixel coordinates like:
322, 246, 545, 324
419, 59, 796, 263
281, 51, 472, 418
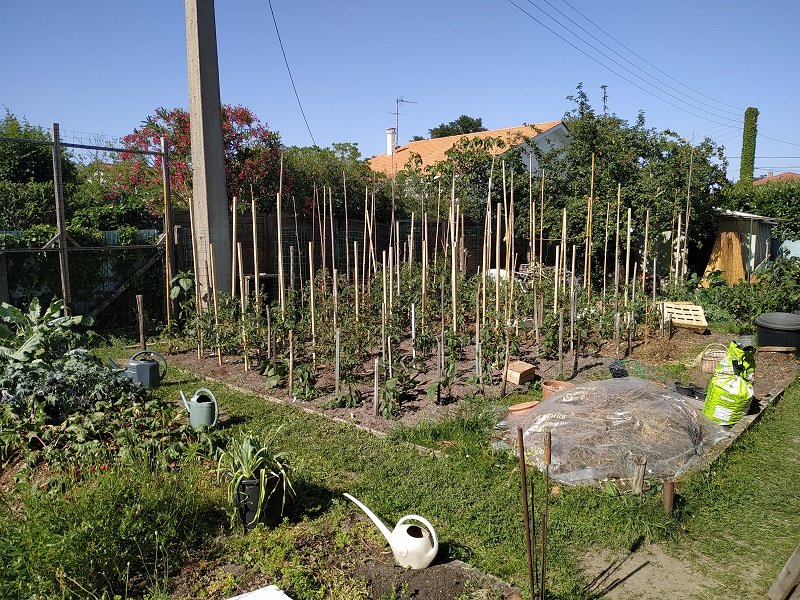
753, 171, 800, 185
369, 120, 570, 177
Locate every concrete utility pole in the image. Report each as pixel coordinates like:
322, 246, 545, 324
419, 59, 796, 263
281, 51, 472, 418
185, 0, 231, 300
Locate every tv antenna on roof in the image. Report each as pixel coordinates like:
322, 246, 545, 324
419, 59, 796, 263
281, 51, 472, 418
392, 96, 418, 147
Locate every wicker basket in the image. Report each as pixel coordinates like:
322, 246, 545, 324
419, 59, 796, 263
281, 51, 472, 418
700, 348, 726, 374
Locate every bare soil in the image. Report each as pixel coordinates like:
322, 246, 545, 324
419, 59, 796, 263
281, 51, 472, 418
167, 326, 798, 435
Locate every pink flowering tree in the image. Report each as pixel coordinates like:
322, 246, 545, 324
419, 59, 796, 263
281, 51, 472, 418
116, 105, 286, 213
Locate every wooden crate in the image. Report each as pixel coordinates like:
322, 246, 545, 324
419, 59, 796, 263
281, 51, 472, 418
660, 302, 708, 331
504, 360, 536, 385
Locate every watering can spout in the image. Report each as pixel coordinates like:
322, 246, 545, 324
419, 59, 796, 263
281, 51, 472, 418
180, 390, 189, 412
343, 493, 393, 544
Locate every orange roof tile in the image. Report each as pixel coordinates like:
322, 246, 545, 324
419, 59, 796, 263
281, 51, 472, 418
369, 120, 563, 176
753, 172, 800, 185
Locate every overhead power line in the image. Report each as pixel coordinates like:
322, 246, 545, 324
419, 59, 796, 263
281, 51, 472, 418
504, 0, 740, 128
557, 0, 745, 113
530, 0, 741, 119
267, 0, 316, 146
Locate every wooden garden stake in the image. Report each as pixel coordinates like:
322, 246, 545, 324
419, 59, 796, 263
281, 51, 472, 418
334, 327, 340, 401
387, 336, 393, 379
558, 308, 564, 378
475, 287, 481, 378
333, 268, 339, 331
136, 294, 146, 350
517, 427, 537, 600
381, 302, 387, 367
495, 203, 501, 330
231, 195, 238, 298
251, 185, 260, 318
411, 303, 417, 360
188, 200, 202, 358
451, 199, 458, 333
624, 208, 632, 308
374, 358, 379, 416
342, 170, 350, 281
642, 208, 650, 290
553, 245, 560, 315
277, 191, 285, 317
290, 328, 294, 394
292, 195, 303, 294
613, 185, 621, 358
539, 170, 545, 280
602, 197, 611, 309
354, 241, 360, 322
663, 480, 674, 515
237, 242, 250, 372
585, 152, 595, 298
289, 246, 295, 292
632, 456, 647, 494
308, 241, 316, 362
560, 208, 567, 294
540, 430, 552, 600
209, 243, 222, 366
329, 186, 336, 278
265, 307, 272, 360
501, 320, 512, 397
569, 244, 576, 353
674, 212, 682, 290
529, 155, 534, 264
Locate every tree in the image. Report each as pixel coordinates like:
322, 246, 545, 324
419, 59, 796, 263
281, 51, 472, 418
428, 115, 487, 139
739, 106, 759, 183
116, 105, 284, 213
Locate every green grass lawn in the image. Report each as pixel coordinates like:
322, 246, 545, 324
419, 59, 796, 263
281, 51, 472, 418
674, 380, 800, 598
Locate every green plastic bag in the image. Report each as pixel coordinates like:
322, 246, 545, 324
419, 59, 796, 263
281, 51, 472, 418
703, 374, 753, 426
715, 341, 755, 382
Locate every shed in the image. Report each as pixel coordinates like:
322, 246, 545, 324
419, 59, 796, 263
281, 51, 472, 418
703, 209, 777, 285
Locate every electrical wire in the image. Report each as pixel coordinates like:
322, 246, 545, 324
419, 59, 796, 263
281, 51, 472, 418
530, 0, 741, 119
557, 0, 744, 113
504, 0, 739, 128
267, 0, 316, 146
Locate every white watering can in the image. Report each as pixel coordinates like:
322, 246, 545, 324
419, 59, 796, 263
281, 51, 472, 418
180, 388, 218, 429
343, 493, 438, 569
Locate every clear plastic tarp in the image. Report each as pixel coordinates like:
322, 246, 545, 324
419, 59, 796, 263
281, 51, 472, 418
501, 377, 729, 485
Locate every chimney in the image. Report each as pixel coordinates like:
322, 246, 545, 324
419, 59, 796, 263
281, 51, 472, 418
386, 127, 397, 155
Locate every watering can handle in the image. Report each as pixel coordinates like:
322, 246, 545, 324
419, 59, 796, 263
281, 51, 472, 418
130, 351, 168, 379
194, 388, 218, 427
397, 514, 439, 556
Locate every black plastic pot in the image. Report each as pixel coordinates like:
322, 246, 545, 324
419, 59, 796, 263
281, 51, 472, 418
609, 360, 628, 378
234, 472, 288, 529
754, 312, 800, 348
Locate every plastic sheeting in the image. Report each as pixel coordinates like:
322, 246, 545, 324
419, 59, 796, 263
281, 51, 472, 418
501, 377, 728, 485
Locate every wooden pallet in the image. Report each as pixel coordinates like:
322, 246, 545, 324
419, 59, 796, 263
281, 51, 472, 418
660, 302, 708, 331
768, 544, 800, 600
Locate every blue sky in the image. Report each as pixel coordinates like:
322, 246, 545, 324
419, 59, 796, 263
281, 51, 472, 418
3, 1, 799, 181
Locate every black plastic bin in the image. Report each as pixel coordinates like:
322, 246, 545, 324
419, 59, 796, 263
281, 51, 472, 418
754, 312, 800, 348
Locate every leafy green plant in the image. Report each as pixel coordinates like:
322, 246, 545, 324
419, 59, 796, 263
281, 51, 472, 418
292, 363, 317, 400
261, 360, 288, 390
216, 433, 294, 527
0, 298, 92, 363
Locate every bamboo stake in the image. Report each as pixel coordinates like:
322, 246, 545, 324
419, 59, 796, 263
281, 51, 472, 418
329, 186, 336, 278
529, 155, 534, 264
362, 186, 369, 282
602, 197, 611, 308
237, 242, 250, 371
614, 185, 621, 358
683, 142, 694, 278
495, 202, 501, 330
333, 268, 339, 331
354, 241, 360, 323
374, 358, 379, 416
343, 171, 350, 281
209, 243, 222, 366
585, 152, 595, 298
475, 286, 481, 378
570, 245, 576, 353
251, 186, 261, 319
308, 241, 316, 363
188, 200, 203, 358
624, 208, 632, 308
292, 195, 303, 294
231, 195, 238, 298
642, 208, 650, 290
411, 303, 417, 360
277, 191, 285, 317
334, 327, 340, 401
553, 245, 560, 314
561, 208, 567, 295
289, 246, 295, 292
539, 170, 545, 280
288, 329, 294, 392
558, 308, 564, 378
674, 212, 682, 290
540, 431, 551, 600
410, 211, 415, 271
388, 247, 394, 314
517, 427, 537, 599
451, 195, 457, 334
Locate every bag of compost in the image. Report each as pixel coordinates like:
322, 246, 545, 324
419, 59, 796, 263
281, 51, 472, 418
715, 341, 755, 382
703, 373, 753, 426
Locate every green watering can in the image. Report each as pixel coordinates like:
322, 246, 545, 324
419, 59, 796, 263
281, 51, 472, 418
180, 388, 218, 429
